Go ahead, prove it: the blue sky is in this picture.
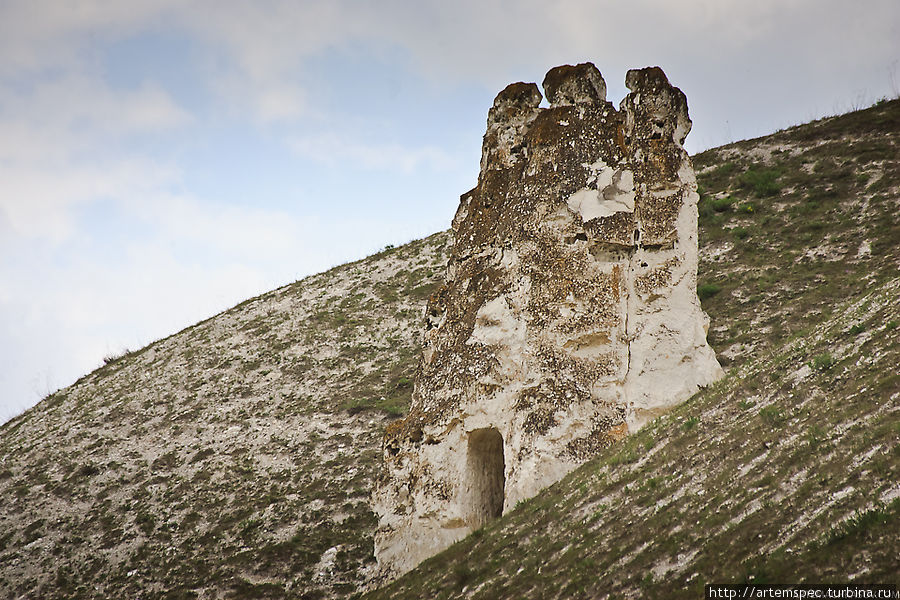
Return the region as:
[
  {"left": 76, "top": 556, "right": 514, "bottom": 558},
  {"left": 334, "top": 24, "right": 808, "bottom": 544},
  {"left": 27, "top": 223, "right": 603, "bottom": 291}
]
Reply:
[{"left": 1, "top": 0, "right": 898, "bottom": 423}]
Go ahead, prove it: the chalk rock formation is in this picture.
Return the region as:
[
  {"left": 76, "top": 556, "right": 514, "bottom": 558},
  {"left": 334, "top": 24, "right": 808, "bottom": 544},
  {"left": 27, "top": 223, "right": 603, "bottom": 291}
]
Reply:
[{"left": 372, "top": 63, "right": 723, "bottom": 578}]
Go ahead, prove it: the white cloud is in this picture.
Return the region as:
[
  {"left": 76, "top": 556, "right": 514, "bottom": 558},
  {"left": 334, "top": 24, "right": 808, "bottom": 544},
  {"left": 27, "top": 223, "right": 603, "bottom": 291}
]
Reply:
[
  {"left": 254, "top": 83, "right": 309, "bottom": 122},
  {"left": 0, "top": 0, "right": 184, "bottom": 75},
  {"left": 131, "top": 191, "right": 304, "bottom": 260},
  {"left": 0, "top": 74, "right": 191, "bottom": 155},
  {"left": 289, "top": 132, "right": 455, "bottom": 173},
  {"left": 3, "top": 1, "right": 897, "bottom": 130},
  {"left": 0, "top": 159, "right": 178, "bottom": 243},
  {"left": 0, "top": 67, "right": 191, "bottom": 243}
]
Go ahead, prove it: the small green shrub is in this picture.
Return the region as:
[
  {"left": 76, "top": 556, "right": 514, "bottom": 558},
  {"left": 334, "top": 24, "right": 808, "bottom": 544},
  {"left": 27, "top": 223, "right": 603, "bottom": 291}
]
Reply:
[
  {"left": 825, "top": 502, "right": 894, "bottom": 546},
  {"left": 453, "top": 565, "right": 473, "bottom": 591},
  {"left": 708, "top": 161, "right": 738, "bottom": 180},
  {"left": 813, "top": 158, "right": 838, "bottom": 174},
  {"left": 698, "top": 283, "right": 722, "bottom": 301},
  {"left": 848, "top": 323, "right": 865, "bottom": 335},
  {"left": 740, "top": 165, "right": 782, "bottom": 197},
  {"left": 805, "top": 425, "right": 826, "bottom": 448},
  {"left": 608, "top": 447, "right": 639, "bottom": 466},
  {"left": 711, "top": 196, "right": 736, "bottom": 212},
  {"left": 732, "top": 227, "right": 750, "bottom": 240},
  {"left": 410, "top": 282, "right": 439, "bottom": 299},
  {"left": 809, "top": 353, "right": 835, "bottom": 372},
  {"left": 102, "top": 349, "right": 132, "bottom": 365},
  {"left": 759, "top": 406, "right": 786, "bottom": 427},
  {"left": 136, "top": 512, "right": 156, "bottom": 535},
  {"left": 78, "top": 463, "right": 100, "bottom": 478},
  {"left": 682, "top": 416, "right": 700, "bottom": 431}
]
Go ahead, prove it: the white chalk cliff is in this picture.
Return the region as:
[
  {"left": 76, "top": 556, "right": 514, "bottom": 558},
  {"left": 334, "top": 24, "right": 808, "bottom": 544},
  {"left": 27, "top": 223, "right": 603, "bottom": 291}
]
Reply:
[{"left": 373, "top": 63, "right": 723, "bottom": 578}]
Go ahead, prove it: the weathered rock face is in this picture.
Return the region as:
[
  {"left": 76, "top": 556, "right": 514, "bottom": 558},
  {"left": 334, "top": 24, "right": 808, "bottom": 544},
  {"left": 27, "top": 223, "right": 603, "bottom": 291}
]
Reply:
[{"left": 372, "top": 63, "right": 723, "bottom": 578}]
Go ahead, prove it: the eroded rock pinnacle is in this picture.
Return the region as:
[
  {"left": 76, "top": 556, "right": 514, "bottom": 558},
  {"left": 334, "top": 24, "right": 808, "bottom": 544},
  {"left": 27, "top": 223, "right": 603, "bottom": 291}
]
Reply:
[{"left": 373, "top": 63, "right": 723, "bottom": 579}]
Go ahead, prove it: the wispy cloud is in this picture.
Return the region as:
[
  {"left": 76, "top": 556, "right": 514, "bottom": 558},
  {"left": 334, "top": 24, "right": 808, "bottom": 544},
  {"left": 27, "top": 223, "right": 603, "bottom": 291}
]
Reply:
[
  {"left": 289, "top": 132, "right": 455, "bottom": 173},
  {"left": 0, "top": 159, "right": 178, "bottom": 243},
  {"left": 0, "top": 70, "right": 191, "bottom": 243},
  {"left": 0, "top": 75, "right": 190, "bottom": 156}
]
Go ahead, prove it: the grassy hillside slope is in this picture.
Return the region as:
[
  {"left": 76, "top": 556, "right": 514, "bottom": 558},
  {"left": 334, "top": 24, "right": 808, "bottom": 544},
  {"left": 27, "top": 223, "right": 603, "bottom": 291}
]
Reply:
[
  {"left": 0, "top": 234, "right": 449, "bottom": 599},
  {"left": 1, "top": 99, "right": 897, "bottom": 599}
]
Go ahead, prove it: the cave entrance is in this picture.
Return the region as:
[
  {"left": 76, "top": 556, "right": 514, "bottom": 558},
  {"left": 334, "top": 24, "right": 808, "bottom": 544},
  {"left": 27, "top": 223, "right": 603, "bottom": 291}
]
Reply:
[{"left": 466, "top": 427, "right": 505, "bottom": 527}]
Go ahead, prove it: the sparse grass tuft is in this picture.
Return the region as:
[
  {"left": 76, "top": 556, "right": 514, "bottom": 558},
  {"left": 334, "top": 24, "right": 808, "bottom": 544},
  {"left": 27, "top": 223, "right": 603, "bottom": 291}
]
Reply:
[
  {"left": 759, "top": 405, "right": 786, "bottom": 427},
  {"left": 102, "top": 349, "right": 132, "bottom": 365},
  {"left": 824, "top": 501, "right": 897, "bottom": 546},
  {"left": 682, "top": 416, "right": 700, "bottom": 431}
]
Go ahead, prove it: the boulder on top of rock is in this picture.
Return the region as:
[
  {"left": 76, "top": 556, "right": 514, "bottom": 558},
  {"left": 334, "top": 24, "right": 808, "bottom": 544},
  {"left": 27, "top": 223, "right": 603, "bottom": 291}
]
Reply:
[{"left": 542, "top": 62, "right": 607, "bottom": 106}]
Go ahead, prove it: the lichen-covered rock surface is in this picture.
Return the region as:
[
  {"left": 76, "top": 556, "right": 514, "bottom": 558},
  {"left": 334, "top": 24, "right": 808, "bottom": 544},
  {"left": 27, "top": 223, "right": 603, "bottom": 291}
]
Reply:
[{"left": 373, "top": 63, "right": 723, "bottom": 577}]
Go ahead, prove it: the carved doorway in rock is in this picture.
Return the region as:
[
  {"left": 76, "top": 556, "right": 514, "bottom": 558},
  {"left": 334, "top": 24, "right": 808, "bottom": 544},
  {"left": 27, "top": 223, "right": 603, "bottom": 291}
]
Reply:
[{"left": 466, "top": 428, "right": 505, "bottom": 527}]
